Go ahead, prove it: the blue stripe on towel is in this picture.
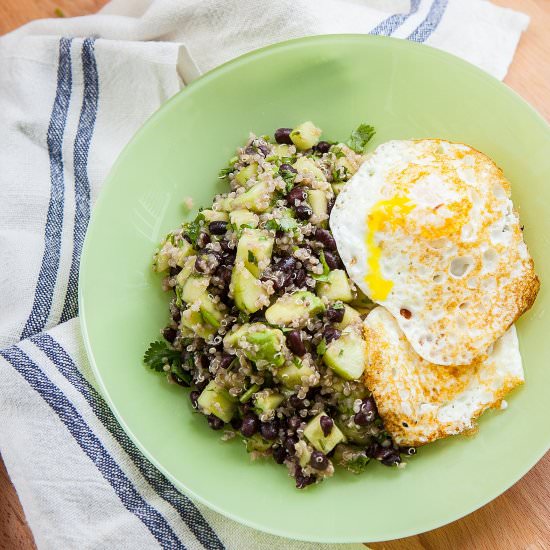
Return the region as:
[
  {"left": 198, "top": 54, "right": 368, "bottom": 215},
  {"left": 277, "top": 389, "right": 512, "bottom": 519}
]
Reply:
[
  {"left": 408, "top": 0, "right": 449, "bottom": 42},
  {"left": 0, "top": 346, "right": 187, "bottom": 550},
  {"left": 32, "top": 333, "right": 225, "bottom": 550},
  {"left": 21, "top": 38, "right": 73, "bottom": 339},
  {"left": 61, "top": 38, "right": 99, "bottom": 322},
  {"left": 370, "top": 0, "right": 421, "bottom": 36}
]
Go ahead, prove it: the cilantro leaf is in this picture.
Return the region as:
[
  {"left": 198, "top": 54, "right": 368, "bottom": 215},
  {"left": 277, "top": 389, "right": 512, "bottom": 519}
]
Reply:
[
  {"left": 182, "top": 212, "right": 205, "bottom": 245},
  {"left": 279, "top": 165, "right": 297, "bottom": 193},
  {"left": 247, "top": 250, "right": 257, "bottom": 264},
  {"left": 312, "top": 251, "right": 331, "bottom": 282},
  {"left": 144, "top": 341, "right": 182, "bottom": 372},
  {"left": 347, "top": 124, "right": 376, "bottom": 153},
  {"left": 265, "top": 219, "right": 279, "bottom": 231},
  {"left": 344, "top": 453, "right": 370, "bottom": 475},
  {"left": 218, "top": 156, "right": 238, "bottom": 180},
  {"left": 332, "top": 301, "right": 345, "bottom": 310},
  {"left": 278, "top": 217, "right": 298, "bottom": 232},
  {"left": 316, "top": 339, "right": 327, "bottom": 356}
]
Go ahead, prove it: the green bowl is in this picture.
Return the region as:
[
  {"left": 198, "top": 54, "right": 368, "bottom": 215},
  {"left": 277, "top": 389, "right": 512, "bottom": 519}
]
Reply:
[{"left": 79, "top": 35, "right": 550, "bottom": 543}]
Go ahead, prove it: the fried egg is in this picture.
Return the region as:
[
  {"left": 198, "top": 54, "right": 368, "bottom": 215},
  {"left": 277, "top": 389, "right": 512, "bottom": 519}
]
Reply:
[
  {"left": 330, "top": 139, "right": 539, "bottom": 366},
  {"left": 363, "top": 307, "right": 524, "bottom": 447}
]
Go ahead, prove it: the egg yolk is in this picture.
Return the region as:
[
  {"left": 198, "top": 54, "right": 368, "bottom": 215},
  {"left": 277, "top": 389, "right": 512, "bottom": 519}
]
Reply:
[{"left": 365, "top": 196, "right": 414, "bottom": 301}]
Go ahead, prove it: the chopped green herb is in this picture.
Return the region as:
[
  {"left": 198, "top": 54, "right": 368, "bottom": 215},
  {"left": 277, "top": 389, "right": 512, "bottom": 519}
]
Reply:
[
  {"left": 332, "top": 147, "right": 346, "bottom": 159},
  {"left": 347, "top": 123, "right": 375, "bottom": 153},
  {"left": 144, "top": 341, "right": 182, "bottom": 372},
  {"left": 182, "top": 212, "right": 205, "bottom": 246},
  {"left": 279, "top": 165, "right": 297, "bottom": 193},
  {"left": 293, "top": 356, "right": 303, "bottom": 369},
  {"left": 343, "top": 453, "right": 370, "bottom": 475},
  {"left": 316, "top": 339, "right": 327, "bottom": 356},
  {"left": 332, "top": 301, "right": 345, "bottom": 310},
  {"left": 264, "top": 219, "right": 279, "bottom": 231},
  {"left": 247, "top": 250, "right": 257, "bottom": 264},
  {"left": 264, "top": 217, "right": 298, "bottom": 233},
  {"left": 313, "top": 251, "right": 331, "bottom": 282},
  {"left": 240, "top": 384, "right": 260, "bottom": 403},
  {"left": 218, "top": 156, "right": 238, "bottom": 180},
  {"left": 175, "top": 286, "right": 184, "bottom": 308},
  {"left": 238, "top": 311, "right": 250, "bottom": 324}
]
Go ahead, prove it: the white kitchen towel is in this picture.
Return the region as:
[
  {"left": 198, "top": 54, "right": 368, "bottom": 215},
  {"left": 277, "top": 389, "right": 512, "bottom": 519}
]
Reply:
[{"left": 0, "top": 1, "right": 529, "bottom": 548}]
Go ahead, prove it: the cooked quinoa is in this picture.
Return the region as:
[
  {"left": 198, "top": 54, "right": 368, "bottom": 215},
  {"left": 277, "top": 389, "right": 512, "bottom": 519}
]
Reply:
[{"left": 145, "top": 122, "right": 413, "bottom": 488}]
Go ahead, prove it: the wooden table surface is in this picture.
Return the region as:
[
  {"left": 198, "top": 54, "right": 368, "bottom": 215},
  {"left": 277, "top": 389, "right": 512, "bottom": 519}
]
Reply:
[{"left": 1, "top": 1, "right": 549, "bottom": 549}]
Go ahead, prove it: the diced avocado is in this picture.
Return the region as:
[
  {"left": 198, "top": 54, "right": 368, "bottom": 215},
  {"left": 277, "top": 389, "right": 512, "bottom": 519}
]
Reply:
[
  {"left": 334, "top": 304, "right": 362, "bottom": 330},
  {"left": 265, "top": 291, "right": 325, "bottom": 326},
  {"left": 323, "top": 331, "right": 366, "bottom": 380},
  {"left": 231, "top": 267, "right": 269, "bottom": 314},
  {"left": 292, "top": 156, "right": 325, "bottom": 181},
  {"left": 229, "top": 209, "right": 259, "bottom": 229},
  {"left": 316, "top": 270, "right": 353, "bottom": 302},
  {"left": 235, "top": 163, "right": 258, "bottom": 187},
  {"left": 336, "top": 419, "right": 371, "bottom": 446},
  {"left": 350, "top": 286, "right": 374, "bottom": 311},
  {"left": 197, "top": 381, "right": 236, "bottom": 423},
  {"left": 174, "top": 239, "right": 195, "bottom": 267},
  {"left": 223, "top": 323, "right": 285, "bottom": 367},
  {"left": 254, "top": 390, "right": 284, "bottom": 413},
  {"left": 332, "top": 183, "right": 345, "bottom": 195},
  {"left": 180, "top": 308, "right": 216, "bottom": 339},
  {"left": 295, "top": 440, "right": 312, "bottom": 467},
  {"left": 236, "top": 229, "right": 274, "bottom": 278},
  {"left": 199, "top": 296, "right": 223, "bottom": 329},
  {"left": 231, "top": 181, "right": 271, "bottom": 213},
  {"left": 181, "top": 276, "right": 209, "bottom": 304},
  {"left": 303, "top": 413, "right": 345, "bottom": 453},
  {"left": 290, "top": 121, "right": 322, "bottom": 150},
  {"left": 175, "top": 256, "right": 196, "bottom": 287},
  {"left": 272, "top": 144, "right": 293, "bottom": 159},
  {"left": 201, "top": 209, "right": 229, "bottom": 223},
  {"left": 277, "top": 361, "right": 316, "bottom": 390},
  {"left": 335, "top": 156, "right": 354, "bottom": 176},
  {"left": 153, "top": 239, "right": 177, "bottom": 273},
  {"left": 245, "top": 434, "right": 273, "bottom": 453},
  {"left": 307, "top": 189, "right": 328, "bottom": 222}
]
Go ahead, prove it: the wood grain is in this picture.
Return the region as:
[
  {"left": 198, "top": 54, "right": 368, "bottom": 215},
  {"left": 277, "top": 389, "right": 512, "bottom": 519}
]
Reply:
[{"left": 0, "top": 1, "right": 549, "bottom": 550}]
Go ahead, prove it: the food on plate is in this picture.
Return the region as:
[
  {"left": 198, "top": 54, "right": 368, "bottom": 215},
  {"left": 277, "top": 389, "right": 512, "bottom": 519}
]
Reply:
[
  {"left": 330, "top": 139, "right": 539, "bottom": 366},
  {"left": 145, "top": 122, "right": 412, "bottom": 489},
  {"left": 363, "top": 307, "right": 524, "bottom": 447}
]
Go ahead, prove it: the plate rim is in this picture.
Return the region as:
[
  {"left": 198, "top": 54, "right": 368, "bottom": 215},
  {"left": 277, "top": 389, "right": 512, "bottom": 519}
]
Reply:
[{"left": 79, "top": 33, "right": 550, "bottom": 543}]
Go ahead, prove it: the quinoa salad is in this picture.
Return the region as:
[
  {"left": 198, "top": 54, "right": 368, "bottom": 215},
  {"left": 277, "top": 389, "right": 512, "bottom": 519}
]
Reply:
[{"left": 144, "top": 121, "right": 415, "bottom": 489}]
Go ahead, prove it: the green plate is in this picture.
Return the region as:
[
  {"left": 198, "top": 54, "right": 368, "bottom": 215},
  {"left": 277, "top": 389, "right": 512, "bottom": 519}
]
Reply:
[{"left": 80, "top": 35, "right": 550, "bottom": 543}]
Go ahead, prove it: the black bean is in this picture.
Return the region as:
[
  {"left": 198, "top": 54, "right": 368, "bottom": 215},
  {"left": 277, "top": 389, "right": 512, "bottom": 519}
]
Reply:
[
  {"left": 286, "top": 330, "right": 306, "bottom": 356},
  {"left": 216, "top": 265, "right": 233, "bottom": 287},
  {"left": 323, "top": 251, "right": 339, "bottom": 270},
  {"left": 326, "top": 306, "right": 344, "bottom": 323},
  {"left": 171, "top": 308, "right": 181, "bottom": 323},
  {"left": 274, "top": 127, "right": 293, "bottom": 144},
  {"left": 240, "top": 414, "right": 259, "bottom": 437},
  {"left": 209, "top": 221, "right": 228, "bottom": 235},
  {"left": 373, "top": 446, "right": 394, "bottom": 461},
  {"left": 327, "top": 197, "right": 335, "bottom": 215},
  {"left": 284, "top": 436, "right": 298, "bottom": 455},
  {"left": 310, "top": 450, "right": 329, "bottom": 470},
  {"left": 199, "top": 354, "right": 209, "bottom": 369},
  {"left": 260, "top": 420, "right": 278, "bottom": 440},
  {"left": 219, "top": 354, "right": 234, "bottom": 370},
  {"left": 257, "top": 143, "right": 270, "bottom": 157},
  {"left": 286, "top": 185, "right": 308, "bottom": 205},
  {"left": 272, "top": 446, "right": 287, "bottom": 464},
  {"left": 294, "top": 204, "right": 312, "bottom": 221},
  {"left": 169, "top": 266, "right": 181, "bottom": 277},
  {"left": 195, "top": 379, "right": 209, "bottom": 393},
  {"left": 230, "top": 417, "right": 242, "bottom": 430},
  {"left": 313, "top": 141, "right": 331, "bottom": 154},
  {"left": 189, "top": 390, "right": 200, "bottom": 409},
  {"left": 360, "top": 396, "right": 377, "bottom": 418},
  {"left": 207, "top": 414, "right": 224, "bottom": 430},
  {"left": 382, "top": 454, "right": 401, "bottom": 466},
  {"left": 315, "top": 228, "right": 337, "bottom": 251},
  {"left": 288, "top": 394, "right": 304, "bottom": 409},
  {"left": 219, "top": 239, "right": 233, "bottom": 252},
  {"left": 196, "top": 231, "right": 210, "bottom": 249},
  {"left": 353, "top": 411, "right": 371, "bottom": 426},
  {"left": 279, "top": 163, "right": 297, "bottom": 175},
  {"left": 320, "top": 415, "right": 333, "bottom": 437},
  {"left": 163, "top": 327, "right": 177, "bottom": 343},
  {"left": 245, "top": 145, "right": 256, "bottom": 155},
  {"left": 295, "top": 470, "right": 315, "bottom": 489},
  {"left": 293, "top": 268, "right": 307, "bottom": 288},
  {"left": 323, "top": 326, "right": 341, "bottom": 344},
  {"left": 287, "top": 416, "right": 302, "bottom": 432},
  {"left": 277, "top": 255, "right": 297, "bottom": 273}
]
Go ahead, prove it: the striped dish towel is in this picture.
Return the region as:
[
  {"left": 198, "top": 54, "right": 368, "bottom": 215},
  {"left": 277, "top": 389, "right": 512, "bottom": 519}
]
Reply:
[{"left": 0, "top": 1, "right": 529, "bottom": 548}]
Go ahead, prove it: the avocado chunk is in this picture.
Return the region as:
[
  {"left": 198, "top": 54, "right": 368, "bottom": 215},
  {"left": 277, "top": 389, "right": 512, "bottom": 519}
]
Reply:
[
  {"left": 265, "top": 291, "right": 325, "bottom": 327},
  {"left": 272, "top": 144, "right": 292, "bottom": 159},
  {"left": 295, "top": 440, "right": 312, "bottom": 467},
  {"left": 290, "top": 121, "right": 322, "bottom": 150},
  {"left": 235, "top": 163, "right": 258, "bottom": 187},
  {"left": 308, "top": 189, "right": 328, "bottom": 221},
  {"left": 180, "top": 308, "right": 216, "bottom": 339},
  {"left": 201, "top": 209, "right": 229, "bottom": 223},
  {"left": 230, "top": 181, "right": 272, "bottom": 213},
  {"left": 332, "top": 182, "right": 345, "bottom": 195},
  {"left": 254, "top": 390, "right": 284, "bottom": 413},
  {"left": 175, "top": 255, "right": 196, "bottom": 287},
  {"left": 153, "top": 237, "right": 195, "bottom": 272},
  {"left": 350, "top": 286, "right": 374, "bottom": 311},
  {"left": 231, "top": 267, "right": 269, "bottom": 314},
  {"left": 332, "top": 444, "right": 370, "bottom": 474},
  {"left": 303, "top": 413, "right": 345, "bottom": 453},
  {"left": 276, "top": 361, "right": 316, "bottom": 389},
  {"left": 245, "top": 434, "right": 273, "bottom": 453},
  {"left": 236, "top": 229, "right": 274, "bottom": 278},
  {"left": 197, "top": 381, "right": 236, "bottom": 423},
  {"left": 334, "top": 304, "right": 362, "bottom": 330},
  {"left": 293, "top": 156, "right": 325, "bottom": 180},
  {"left": 181, "top": 276, "right": 209, "bottom": 304},
  {"left": 316, "top": 269, "right": 354, "bottom": 302},
  {"left": 323, "top": 331, "right": 366, "bottom": 380},
  {"left": 229, "top": 209, "right": 259, "bottom": 229},
  {"left": 223, "top": 323, "right": 286, "bottom": 367}
]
